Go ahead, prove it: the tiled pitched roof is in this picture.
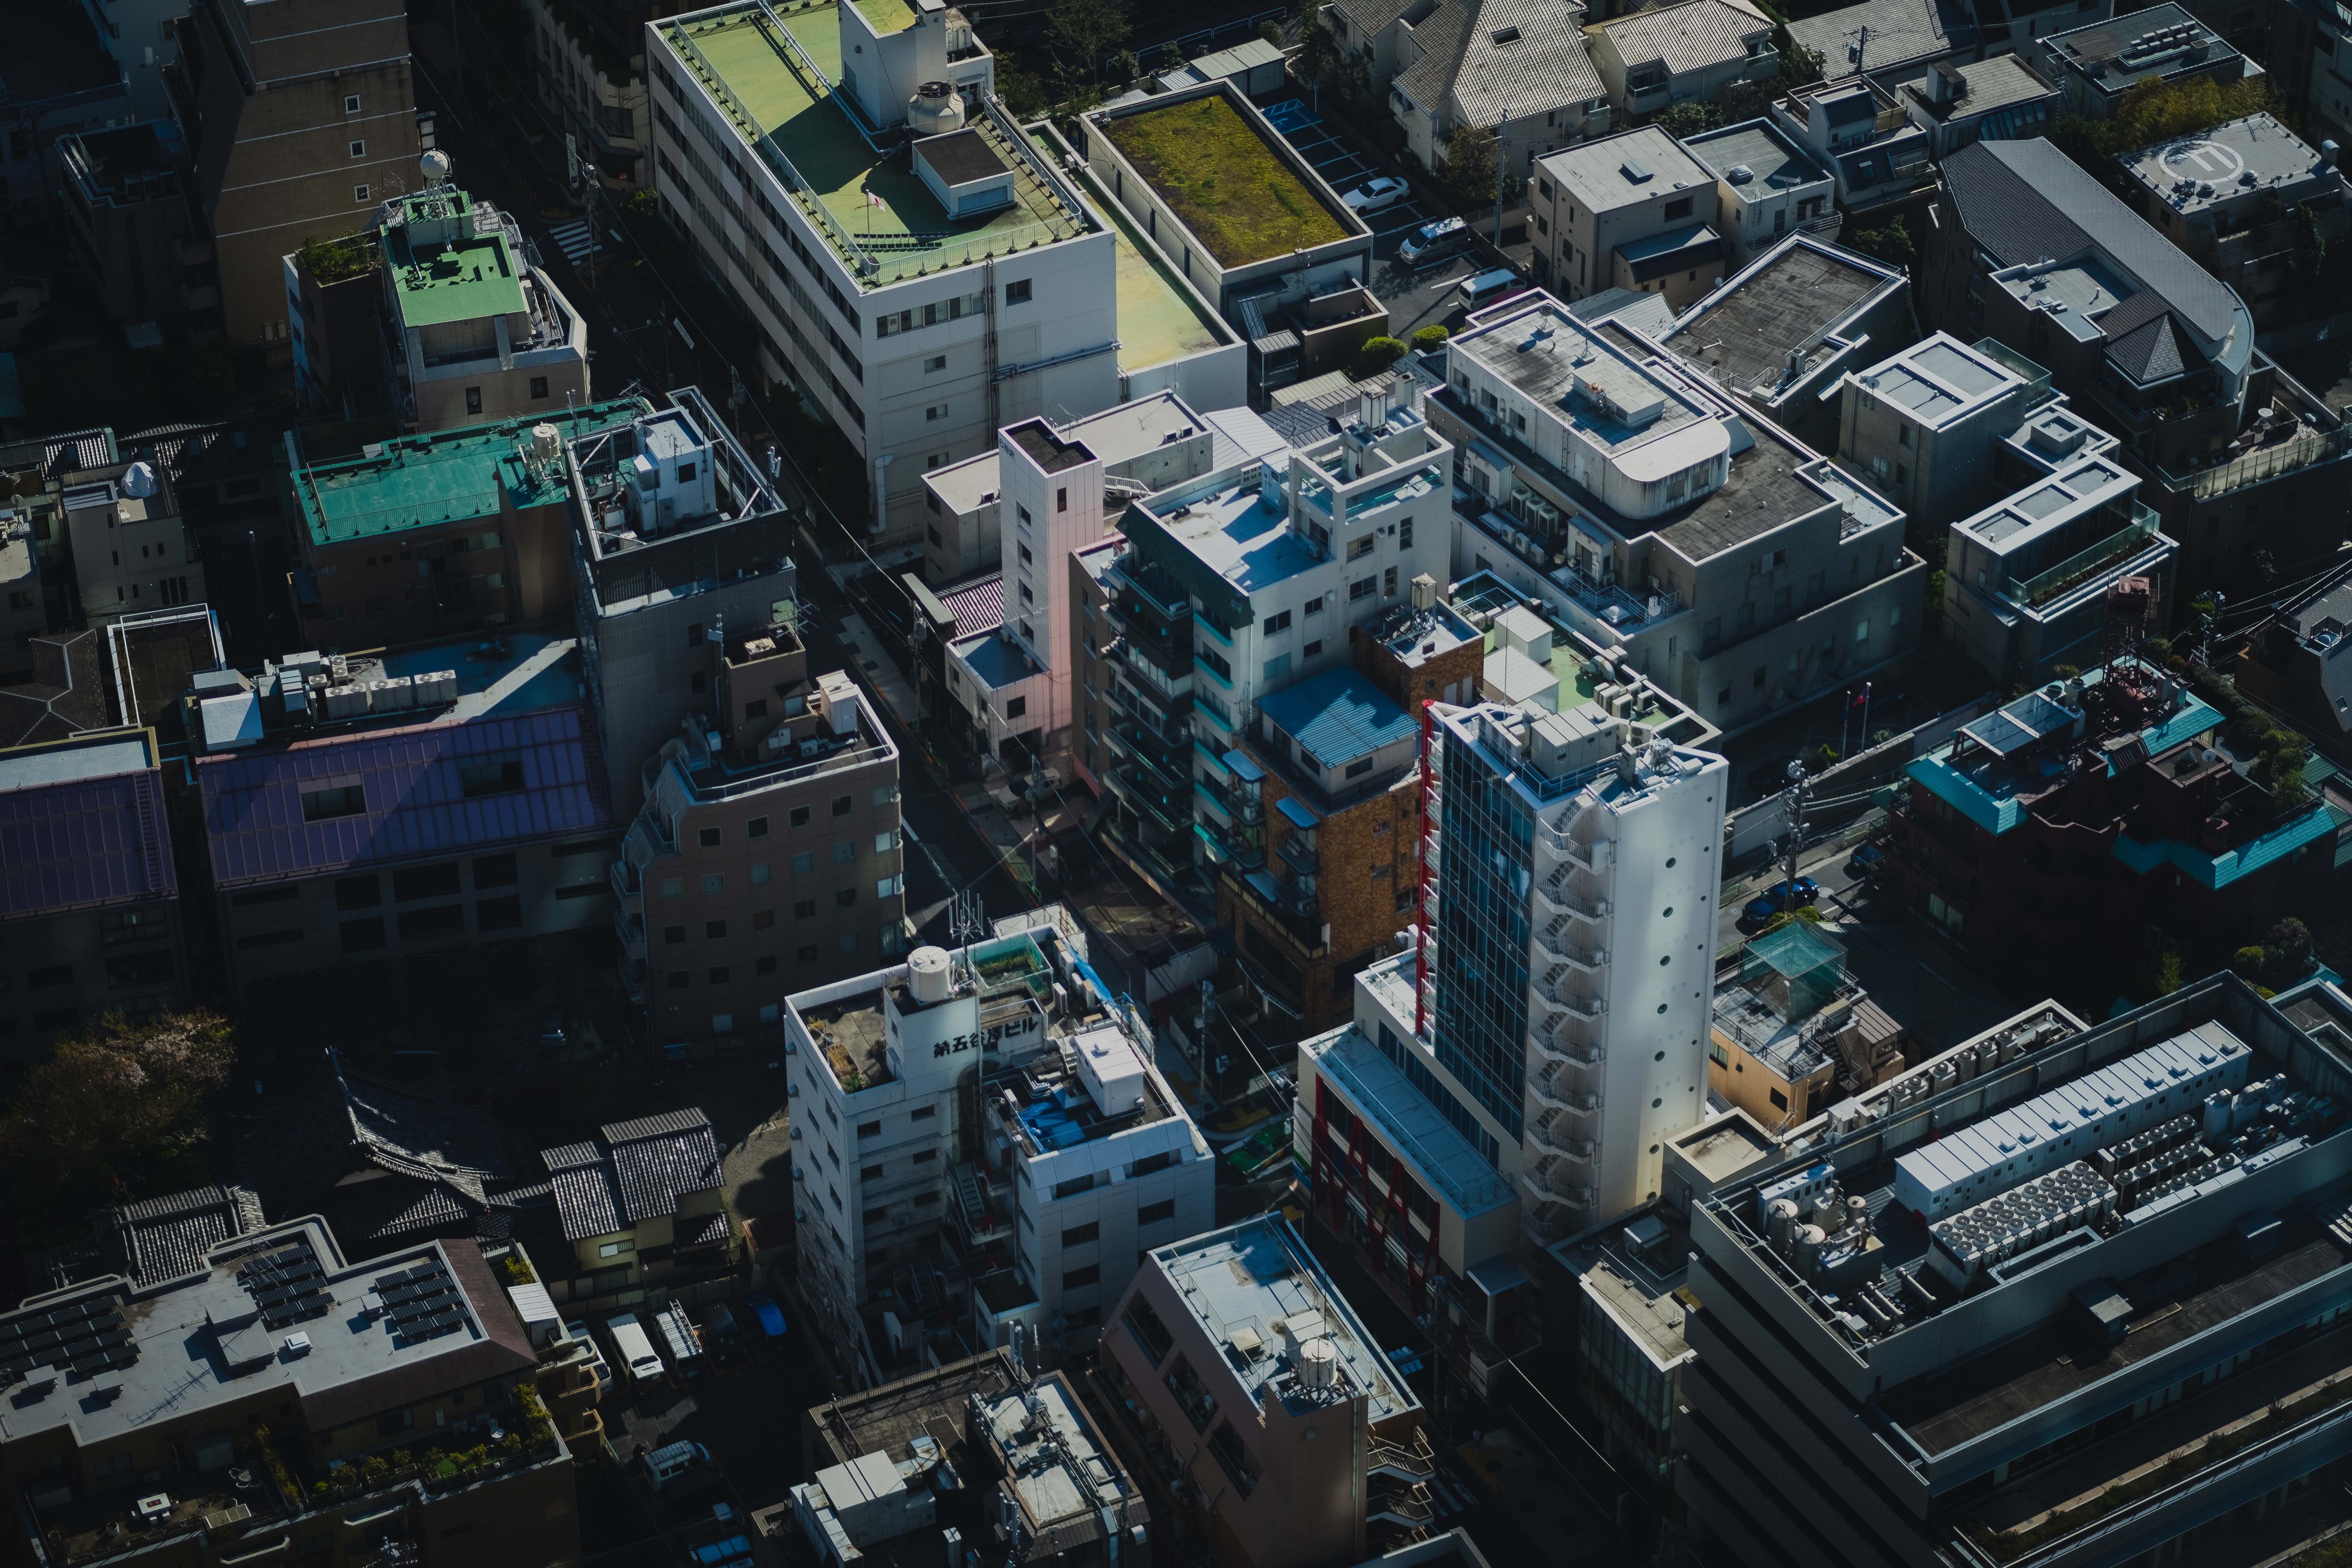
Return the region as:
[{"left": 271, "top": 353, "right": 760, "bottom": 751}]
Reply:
[
  {"left": 1595, "top": 0, "right": 1772, "bottom": 74},
  {"left": 0, "top": 748, "right": 174, "bottom": 920},
  {"left": 606, "top": 1109, "right": 721, "bottom": 1224},
  {"left": 1448, "top": 0, "right": 1605, "bottom": 128},
  {"left": 240, "top": 1052, "right": 508, "bottom": 1242},
  {"left": 2107, "top": 311, "right": 2192, "bottom": 384},
  {"left": 94, "top": 1184, "right": 266, "bottom": 1286},
  {"left": 1940, "top": 138, "right": 2244, "bottom": 347}
]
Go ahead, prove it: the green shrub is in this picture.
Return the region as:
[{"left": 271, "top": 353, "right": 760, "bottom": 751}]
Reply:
[
  {"left": 1410, "top": 324, "right": 1451, "bottom": 350},
  {"left": 1347, "top": 336, "right": 1409, "bottom": 381}
]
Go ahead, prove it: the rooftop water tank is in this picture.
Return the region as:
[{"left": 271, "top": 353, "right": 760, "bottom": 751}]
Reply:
[
  {"left": 908, "top": 81, "right": 965, "bottom": 137},
  {"left": 907, "top": 945, "right": 953, "bottom": 1003}
]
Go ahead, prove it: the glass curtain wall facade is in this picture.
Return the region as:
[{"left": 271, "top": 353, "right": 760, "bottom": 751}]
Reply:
[{"left": 1434, "top": 735, "right": 1534, "bottom": 1143}]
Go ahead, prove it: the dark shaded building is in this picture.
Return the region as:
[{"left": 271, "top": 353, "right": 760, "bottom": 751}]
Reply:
[
  {"left": 539, "top": 1108, "right": 728, "bottom": 1306},
  {"left": 0, "top": 726, "right": 185, "bottom": 1059},
  {"left": 239, "top": 1049, "right": 512, "bottom": 1258},
  {"left": 1924, "top": 138, "right": 2352, "bottom": 606},
  {"left": 25, "top": 1183, "right": 268, "bottom": 1294},
  {"left": 1674, "top": 972, "right": 2352, "bottom": 1568},
  {"left": 1885, "top": 633, "right": 2343, "bottom": 1009},
  {"left": 789, "top": 1347, "right": 1149, "bottom": 1568},
  {"left": 2233, "top": 569, "right": 2352, "bottom": 742}
]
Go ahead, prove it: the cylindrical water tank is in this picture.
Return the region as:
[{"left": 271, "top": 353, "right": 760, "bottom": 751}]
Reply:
[
  {"left": 1846, "top": 1194, "right": 1871, "bottom": 1237},
  {"left": 531, "top": 422, "right": 563, "bottom": 464},
  {"left": 1812, "top": 1193, "right": 1841, "bottom": 1233},
  {"left": 907, "top": 945, "right": 953, "bottom": 1003},
  {"left": 1794, "top": 1225, "right": 1826, "bottom": 1273},
  {"left": 1767, "top": 1199, "right": 1800, "bottom": 1252},
  {"left": 1298, "top": 1338, "right": 1339, "bottom": 1387},
  {"left": 907, "top": 80, "right": 966, "bottom": 136}
]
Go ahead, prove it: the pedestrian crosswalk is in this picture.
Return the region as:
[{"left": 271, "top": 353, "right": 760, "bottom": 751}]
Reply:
[{"left": 547, "top": 219, "right": 601, "bottom": 266}]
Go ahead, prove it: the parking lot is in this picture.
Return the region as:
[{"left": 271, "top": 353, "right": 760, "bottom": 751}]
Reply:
[{"left": 1263, "top": 98, "right": 1501, "bottom": 342}]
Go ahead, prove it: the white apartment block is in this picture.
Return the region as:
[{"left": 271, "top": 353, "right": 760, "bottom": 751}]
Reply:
[
  {"left": 1431, "top": 293, "right": 1926, "bottom": 739},
  {"left": 976, "top": 1008, "right": 1213, "bottom": 1359},
  {"left": 1096, "top": 383, "right": 1455, "bottom": 874},
  {"left": 647, "top": 0, "right": 1234, "bottom": 547},
  {"left": 786, "top": 916, "right": 1206, "bottom": 1385},
  {"left": 1420, "top": 702, "right": 1731, "bottom": 1238},
  {"left": 941, "top": 418, "right": 1108, "bottom": 771}
]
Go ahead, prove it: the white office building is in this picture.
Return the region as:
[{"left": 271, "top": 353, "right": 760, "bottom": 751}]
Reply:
[
  {"left": 646, "top": 0, "right": 1235, "bottom": 546},
  {"left": 785, "top": 912, "right": 1207, "bottom": 1384}
]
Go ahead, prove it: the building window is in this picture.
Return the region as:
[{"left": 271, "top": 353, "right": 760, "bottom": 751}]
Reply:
[
  {"left": 924, "top": 355, "right": 946, "bottom": 373},
  {"left": 349, "top": 139, "right": 367, "bottom": 159},
  {"left": 1006, "top": 696, "right": 1027, "bottom": 719},
  {"left": 344, "top": 94, "right": 362, "bottom": 113},
  {"left": 529, "top": 376, "right": 548, "bottom": 399},
  {"left": 1063, "top": 1222, "right": 1100, "bottom": 1246},
  {"left": 833, "top": 794, "right": 854, "bottom": 817},
  {"left": 704, "top": 920, "right": 727, "bottom": 940},
  {"left": 665, "top": 925, "right": 687, "bottom": 944},
  {"left": 833, "top": 842, "right": 856, "bottom": 865},
  {"left": 835, "top": 888, "right": 857, "bottom": 907},
  {"left": 459, "top": 753, "right": 525, "bottom": 797},
  {"left": 465, "top": 387, "right": 483, "bottom": 415},
  {"left": 926, "top": 404, "right": 948, "bottom": 421},
  {"left": 1350, "top": 576, "right": 1376, "bottom": 601},
  {"left": 750, "top": 862, "right": 772, "bottom": 886},
  {"left": 1264, "top": 610, "right": 1292, "bottom": 635},
  {"left": 354, "top": 184, "right": 370, "bottom": 203},
  {"left": 1137, "top": 1198, "right": 1176, "bottom": 1225},
  {"left": 301, "top": 784, "right": 365, "bottom": 821},
  {"left": 699, "top": 826, "right": 723, "bottom": 848},
  {"left": 472, "top": 854, "right": 518, "bottom": 888},
  {"left": 748, "top": 816, "right": 770, "bottom": 839},
  {"left": 796, "top": 899, "right": 816, "bottom": 919},
  {"left": 702, "top": 874, "right": 725, "bottom": 895},
  {"left": 1005, "top": 279, "right": 1032, "bottom": 304},
  {"left": 1062, "top": 1264, "right": 1101, "bottom": 1289}
]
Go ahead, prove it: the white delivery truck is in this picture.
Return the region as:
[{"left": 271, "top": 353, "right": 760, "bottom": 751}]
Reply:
[
  {"left": 605, "top": 1314, "right": 666, "bottom": 1392},
  {"left": 655, "top": 1300, "right": 705, "bottom": 1380}
]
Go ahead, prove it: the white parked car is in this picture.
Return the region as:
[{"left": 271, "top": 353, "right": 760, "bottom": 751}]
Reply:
[{"left": 1342, "top": 176, "right": 1409, "bottom": 215}]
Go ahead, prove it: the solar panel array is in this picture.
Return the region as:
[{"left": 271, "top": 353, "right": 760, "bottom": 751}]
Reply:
[
  {"left": 374, "top": 1258, "right": 466, "bottom": 1342},
  {"left": 0, "top": 1293, "right": 137, "bottom": 1383},
  {"left": 237, "top": 1237, "right": 334, "bottom": 1329}
]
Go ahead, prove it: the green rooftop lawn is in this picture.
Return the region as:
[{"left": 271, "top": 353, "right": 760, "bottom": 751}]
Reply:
[{"left": 1104, "top": 95, "right": 1349, "bottom": 268}]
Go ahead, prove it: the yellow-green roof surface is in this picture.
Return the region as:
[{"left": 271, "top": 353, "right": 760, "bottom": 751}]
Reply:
[
  {"left": 1033, "top": 127, "right": 1224, "bottom": 373},
  {"left": 852, "top": 0, "right": 914, "bottom": 29},
  {"left": 383, "top": 190, "right": 527, "bottom": 329},
  {"left": 1102, "top": 95, "right": 1350, "bottom": 268},
  {"left": 662, "top": 2, "right": 1087, "bottom": 286},
  {"left": 293, "top": 400, "right": 646, "bottom": 546}
]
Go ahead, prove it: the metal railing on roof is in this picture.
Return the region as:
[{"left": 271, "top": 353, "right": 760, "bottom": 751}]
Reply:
[
  {"left": 2154, "top": 421, "right": 2352, "bottom": 501},
  {"left": 1970, "top": 336, "right": 2053, "bottom": 404},
  {"left": 2003, "top": 503, "right": 2163, "bottom": 608}
]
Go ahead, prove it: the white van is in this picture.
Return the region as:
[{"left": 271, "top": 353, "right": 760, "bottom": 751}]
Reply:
[
  {"left": 605, "top": 1314, "right": 666, "bottom": 1391},
  {"left": 1457, "top": 268, "right": 1521, "bottom": 309}
]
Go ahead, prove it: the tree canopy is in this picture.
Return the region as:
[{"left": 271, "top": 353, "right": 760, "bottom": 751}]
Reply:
[{"left": 1, "top": 1010, "right": 236, "bottom": 1245}]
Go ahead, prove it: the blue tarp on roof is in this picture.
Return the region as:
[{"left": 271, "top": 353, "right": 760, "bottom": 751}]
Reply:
[
  {"left": 1019, "top": 1100, "right": 1088, "bottom": 1149},
  {"left": 1255, "top": 667, "right": 1416, "bottom": 770}
]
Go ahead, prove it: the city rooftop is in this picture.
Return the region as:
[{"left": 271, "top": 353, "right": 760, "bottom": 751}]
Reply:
[
  {"left": 1150, "top": 1214, "right": 1422, "bottom": 1422},
  {"left": 655, "top": 2, "right": 1088, "bottom": 288},
  {"left": 381, "top": 187, "right": 528, "bottom": 328},
  {"left": 1845, "top": 332, "right": 2033, "bottom": 432},
  {"left": 290, "top": 398, "right": 648, "bottom": 546},
  {"left": 2120, "top": 111, "right": 2338, "bottom": 218},
  {"left": 1097, "top": 92, "right": 1352, "bottom": 268}
]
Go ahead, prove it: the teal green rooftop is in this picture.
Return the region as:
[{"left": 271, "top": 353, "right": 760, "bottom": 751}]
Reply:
[
  {"left": 383, "top": 189, "right": 528, "bottom": 329},
  {"left": 293, "top": 400, "right": 647, "bottom": 546},
  {"left": 656, "top": 1, "right": 1089, "bottom": 287}
]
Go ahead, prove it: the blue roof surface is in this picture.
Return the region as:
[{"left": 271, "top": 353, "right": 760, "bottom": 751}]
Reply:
[
  {"left": 2111, "top": 802, "right": 2340, "bottom": 890},
  {"left": 1255, "top": 667, "right": 1416, "bottom": 770},
  {"left": 0, "top": 736, "right": 174, "bottom": 918},
  {"left": 197, "top": 706, "right": 609, "bottom": 886}
]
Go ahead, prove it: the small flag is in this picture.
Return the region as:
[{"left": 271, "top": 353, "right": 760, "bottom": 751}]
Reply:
[
  {"left": 1850, "top": 688, "right": 1868, "bottom": 709},
  {"left": 866, "top": 190, "right": 888, "bottom": 209}
]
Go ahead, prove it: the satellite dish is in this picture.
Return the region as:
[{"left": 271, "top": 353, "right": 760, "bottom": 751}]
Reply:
[
  {"left": 420, "top": 148, "right": 453, "bottom": 184},
  {"left": 122, "top": 461, "right": 158, "bottom": 499}
]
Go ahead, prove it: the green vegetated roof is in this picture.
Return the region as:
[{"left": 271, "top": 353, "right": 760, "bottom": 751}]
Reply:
[
  {"left": 853, "top": 0, "right": 914, "bottom": 29},
  {"left": 294, "top": 399, "right": 647, "bottom": 546},
  {"left": 384, "top": 192, "right": 528, "bottom": 328},
  {"left": 1103, "top": 95, "right": 1349, "bottom": 268}
]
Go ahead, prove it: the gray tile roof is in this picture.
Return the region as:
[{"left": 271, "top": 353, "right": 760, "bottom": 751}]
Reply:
[
  {"left": 1594, "top": 0, "right": 1774, "bottom": 75},
  {"left": 89, "top": 1184, "right": 266, "bottom": 1286},
  {"left": 1787, "top": 0, "right": 1974, "bottom": 71},
  {"left": 2107, "top": 311, "right": 2192, "bottom": 384},
  {"left": 549, "top": 1163, "right": 625, "bottom": 1241},
  {"left": 607, "top": 1110, "right": 721, "bottom": 1224},
  {"left": 1396, "top": 0, "right": 1603, "bottom": 128},
  {"left": 1939, "top": 138, "right": 2245, "bottom": 349},
  {"left": 240, "top": 1051, "right": 508, "bottom": 1249},
  {"left": 542, "top": 1108, "right": 722, "bottom": 1240}
]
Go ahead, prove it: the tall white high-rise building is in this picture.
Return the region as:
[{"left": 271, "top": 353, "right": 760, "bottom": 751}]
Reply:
[{"left": 1419, "top": 701, "right": 1730, "bottom": 1235}]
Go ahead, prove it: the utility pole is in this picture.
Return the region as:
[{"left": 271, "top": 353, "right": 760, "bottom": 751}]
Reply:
[
  {"left": 1782, "top": 758, "right": 1807, "bottom": 901},
  {"left": 1493, "top": 114, "right": 1507, "bottom": 252}
]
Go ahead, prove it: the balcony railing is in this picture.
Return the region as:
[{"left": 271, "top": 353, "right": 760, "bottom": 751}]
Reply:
[
  {"left": 1531, "top": 1018, "right": 1604, "bottom": 1066},
  {"left": 2004, "top": 503, "right": 2163, "bottom": 608},
  {"left": 1535, "top": 880, "right": 1609, "bottom": 923},
  {"left": 2154, "top": 420, "right": 2352, "bottom": 501},
  {"left": 1971, "top": 336, "right": 2052, "bottom": 405},
  {"left": 1277, "top": 834, "right": 1318, "bottom": 874},
  {"left": 1534, "top": 921, "right": 1606, "bottom": 970}
]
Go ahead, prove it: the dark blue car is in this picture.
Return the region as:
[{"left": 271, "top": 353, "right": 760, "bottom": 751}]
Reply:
[{"left": 1742, "top": 877, "right": 1821, "bottom": 926}]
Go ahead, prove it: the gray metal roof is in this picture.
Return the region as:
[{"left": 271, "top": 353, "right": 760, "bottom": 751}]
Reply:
[{"left": 1940, "top": 138, "right": 2245, "bottom": 349}]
